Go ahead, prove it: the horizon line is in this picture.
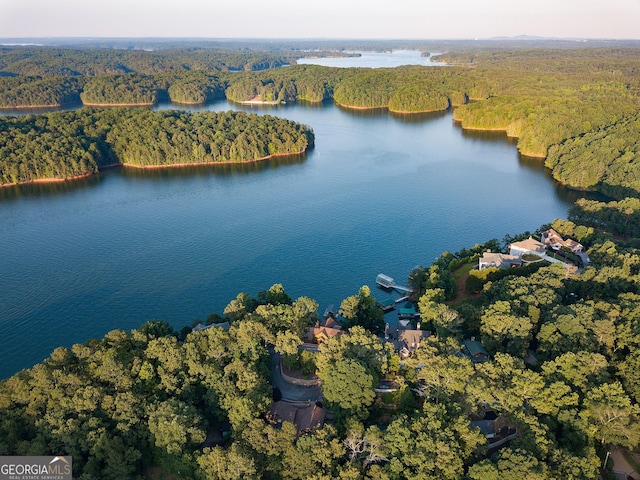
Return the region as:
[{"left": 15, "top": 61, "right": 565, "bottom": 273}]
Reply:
[{"left": 1, "top": 36, "right": 640, "bottom": 41}]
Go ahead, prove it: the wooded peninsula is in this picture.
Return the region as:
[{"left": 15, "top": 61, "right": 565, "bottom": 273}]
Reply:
[{"left": 1, "top": 41, "right": 640, "bottom": 480}]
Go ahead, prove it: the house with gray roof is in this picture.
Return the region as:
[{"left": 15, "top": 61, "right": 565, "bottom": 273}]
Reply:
[
  {"left": 386, "top": 326, "right": 431, "bottom": 358},
  {"left": 478, "top": 251, "right": 522, "bottom": 270}
]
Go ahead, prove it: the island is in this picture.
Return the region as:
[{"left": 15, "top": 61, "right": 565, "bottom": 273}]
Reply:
[{"left": 0, "top": 109, "right": 314, "bottom": 186}]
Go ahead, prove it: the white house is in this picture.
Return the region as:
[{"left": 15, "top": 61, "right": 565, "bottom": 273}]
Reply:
[{"left": 509, "top": 237, "right": 546, "bottom": 257}]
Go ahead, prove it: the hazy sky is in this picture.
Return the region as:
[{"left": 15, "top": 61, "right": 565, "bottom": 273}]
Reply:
[{"left": 1, "top": 0, "right": 639, "bottom": 39}]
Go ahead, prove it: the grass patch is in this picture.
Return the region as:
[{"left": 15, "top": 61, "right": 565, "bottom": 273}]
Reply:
[
  {"left": 449, "top": 261, "right": 478, "bottom": 305},
  {"left": 453, "top": 261, "right": 476, "bottom": 279}
]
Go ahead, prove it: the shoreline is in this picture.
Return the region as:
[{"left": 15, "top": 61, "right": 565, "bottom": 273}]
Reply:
[
  {"left": 237, "top": 99, "right": 283, "bottom": 105},
  {"left": 389, "top": 107, "right": 449, "bottom": 114},
  {"left": 0, "top": 103, "right": 61, "bottom": 109},
  {"left": 336, "top": 101, "right": 447, "bottom": 115},
  {"left": 0, "top": 172, "right": 96, "bottom": 188},
  {"left": 452, "top": 119, "right": 547, "bottom": 158},
  {"left": 121, "top": 150, "right": 306, "bottom": 169},
  {"left": 335, "top": 101, "right": 387, "bottom": 110},
  {"left": 0, "top": 150, "right": 308, "bottom": 188},
  {"left": 81, "top": 102, "right": 156, "bottom": 107}
]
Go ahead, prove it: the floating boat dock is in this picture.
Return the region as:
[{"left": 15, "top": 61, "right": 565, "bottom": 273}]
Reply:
[{"left": 375, "top": 274, "right": 412, "bottom": 293}]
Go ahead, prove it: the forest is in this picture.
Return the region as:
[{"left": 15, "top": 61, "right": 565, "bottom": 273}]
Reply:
[
  {"left": 1, "top": 44, "right": 640, "bottom": 477},
  {"left": 0, "top": 109, "right": 313, "bottom": 185},
  {"left": 1, "top": 46, "right": 639, "bottom": 197},
  {"left": 1, "top": 206, "right": 640, "bottom": 479}
]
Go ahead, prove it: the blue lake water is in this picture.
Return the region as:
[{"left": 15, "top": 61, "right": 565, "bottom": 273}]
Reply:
[
  {"left": 0, "top": 98, "right": 595, "bottom": 379},
  {"left": 296, "top": 49, "right": 445, "bottom": 68}
]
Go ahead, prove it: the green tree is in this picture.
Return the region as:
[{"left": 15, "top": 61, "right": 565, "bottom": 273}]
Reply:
[
  {"left": 198, "top": 444, "right": 259, "bottom": 480},
  {"left": 339, "top": 285, "right": 385, "bottom": 334},
  {"left": 468, "top": 448, "right": 549, "bottom": 480},
  {"left": 480, "top": 301, "right": 534, "bottom": 356},
  {"left": 147, "top": 399, "right": 207, "bottom": 455},
  {"left": 580, "top": 382, "right": 640, "bottom": 448},
  {"left": 418, "top": 289, "right": 463, "bottom": 337},
  {"left": 320, "top": 358, "right": 375, "bottom": 418}
]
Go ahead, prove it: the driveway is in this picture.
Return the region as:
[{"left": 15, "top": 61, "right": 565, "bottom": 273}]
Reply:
[
  {"left": 269, "top": 349, "right": 322, "bottom": 402},
  {"left": 610, "top": 447, "right": 640, "bottom": 480}
]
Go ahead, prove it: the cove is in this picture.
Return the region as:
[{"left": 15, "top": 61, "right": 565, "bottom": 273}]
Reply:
[{"left": 0, "top": 99, "right": 600, "bottom": 379}]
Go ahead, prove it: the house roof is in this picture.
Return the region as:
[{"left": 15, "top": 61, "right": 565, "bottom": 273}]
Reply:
[
  {"left": 294, "top": 404, "right": 325, "bottom": 433},
  {"left": 542, "top": 228, "right": 564, "bottom": 244},
  {"left": 480, "top": 252, "right": 503, "bottom": 266},
  {"left": 511, "top": 237, "right": 546, "bottom": 252},
  {"left": 388, "top": 328, "right": 431, "bottom": 357},
  {"left": 480, "top": 252, "right": 521, "bottom": 267},
  {"left": 398, "top": 329, "right": 430, "bottom": 349},
  {"left": 399, "top": 306, "right": 419, "bottom": 317},
  {"left": 542, "top": 229, "right": 583, "bottom": 251},
  {"left": 564, "top": 238, "right": 583, "bottom": 250},
  {"left": 322, "top": 316, "right": 342, "bottom": 329},
  {"left": 268, "top": 401, "right": 298, "bottom": 424},
  {"left": 307, "top": 326, "right": 342, "bottom": 343},
  {"left": 192, "top": 321, "right": 231, "bottom": 332},
  {"left": 268, "top": 401, "right": 325, "bottom": 434},
  {"left": 462, "top": 339, "right": 490, "bottom": 361}
]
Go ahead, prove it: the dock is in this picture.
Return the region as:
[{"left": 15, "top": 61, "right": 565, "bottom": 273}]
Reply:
[
  {"left": 377, "top": 298, "right": 396, "bottom": 312},
  {"left": 376, "top": 274, "right": 413, "bottom": 293}
]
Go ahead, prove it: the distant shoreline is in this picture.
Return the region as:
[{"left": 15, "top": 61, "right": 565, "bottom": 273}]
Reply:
[
  {"left": 0, "top": 172, "right": 95, "bottom": 188},
  {"left": 237, "top": 98, "right": 282, "bottom": 105},
  {"left": 0, "top": 103, "right": 61, "bottom": 109},
  {"left": 389, "top": 107, "right": 448, "bottom": 114},
  {"left": 452, "top": 118, "right": 546, "bottom": 158},
  {"left": 121, "top": 150, "right": 306, "bottom": 169},
  {"left": 334, "top": 101, "right": 387, "bottom": 111},
  {"left": 1, "top": 150, "right": 307, "bottom": 188},
  {"left": 81, "top": 101, "right": 156, "bottom": 107},
  {"left": 336, "top": 101, "right": 448, "bottom": 114}
]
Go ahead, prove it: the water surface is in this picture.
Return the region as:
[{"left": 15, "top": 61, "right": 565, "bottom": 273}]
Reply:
[
  {"left": 0, "top": 100, "right": 595, "bottom": 379},
  {"left": 297, "top": 49, "right": 445, "bottom": 68}
]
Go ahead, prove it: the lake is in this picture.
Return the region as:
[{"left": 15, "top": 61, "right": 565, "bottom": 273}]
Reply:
[
  {"left": 0, "top": 91, "right": 595, "bottom": 380},
  {"left": 296, "top": 49, "right": 446, "bottom": 68}
]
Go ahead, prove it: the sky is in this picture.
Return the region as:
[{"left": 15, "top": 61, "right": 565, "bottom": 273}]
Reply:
[{"left": 1, "top": 0, "right": 639, "bottom": 39}]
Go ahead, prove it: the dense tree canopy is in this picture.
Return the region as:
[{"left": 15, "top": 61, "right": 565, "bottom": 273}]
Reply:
[
  {"left": 2, "top": 211, "right": 640, "bottom": 479},
  {"left": 0, "top": 109, "right": 314, "bottom": 184},
  {"left": 2, "top": 44, "right": 640, "bottom": 479},
  {"left": 2, "top": 46, "right": 640, "bottom": 196}
]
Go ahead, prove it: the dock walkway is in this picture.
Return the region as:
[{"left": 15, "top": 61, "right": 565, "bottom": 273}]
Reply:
[{"left": 376, "top": 273, "right": 412, "bottom": 293}]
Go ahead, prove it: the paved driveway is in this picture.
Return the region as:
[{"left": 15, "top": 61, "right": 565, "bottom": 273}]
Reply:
[
  {"left": 269, "top": 349, "right": 322, "bottom": 402},
  {"left": 610, "top": 447, "right": 640, "bottom": 480}
]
